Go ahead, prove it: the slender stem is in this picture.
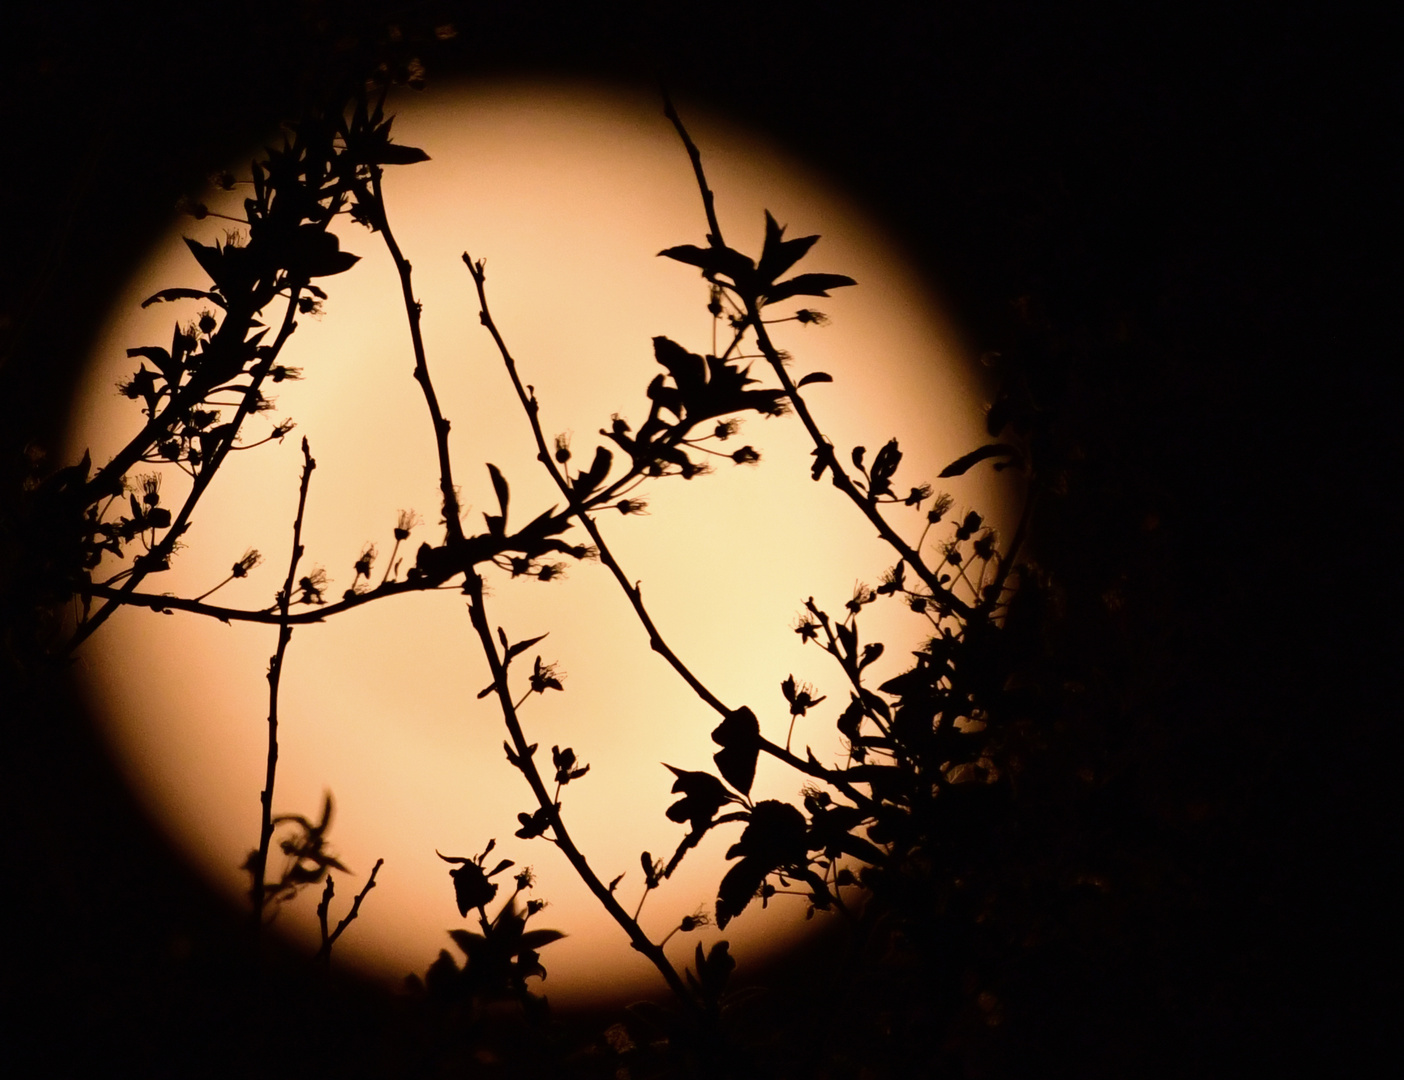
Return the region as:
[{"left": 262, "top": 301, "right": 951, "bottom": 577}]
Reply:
[
  {"left": 369, "top": 166, "right": 464, "bottom": 545},
  {"left": 313, "top": 858, "right": 385, "bottom": 966},
  {"left": 462, "top": 572, "right": 698, "bottom": 1012},
  {"left": 250, "top": 438, "right": 316, "bottom": 930},
  {"left": 192, "top": 573, "right": 236, "bottom": 603},
  {"left": 80, "top": 575, "right": 446, "bottom": 627}
]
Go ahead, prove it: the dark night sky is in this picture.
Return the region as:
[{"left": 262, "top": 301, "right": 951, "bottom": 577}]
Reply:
[{"left": 2, "top": 2, "right": 1392, "bottom": 1074}]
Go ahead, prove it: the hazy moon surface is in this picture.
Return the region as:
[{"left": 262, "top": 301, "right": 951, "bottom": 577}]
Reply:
[{"left": 67, "top": 80, "right": 1000, "bottom": 1009}]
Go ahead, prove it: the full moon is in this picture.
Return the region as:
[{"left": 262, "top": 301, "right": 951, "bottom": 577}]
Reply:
[{"left": 66, "top": 79, "right": 1003, "bottom": 1010}]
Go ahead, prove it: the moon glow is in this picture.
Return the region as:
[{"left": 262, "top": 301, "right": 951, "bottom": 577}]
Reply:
[{"left": 66, "top": 80, "right": 1001, "bottom": 1009}]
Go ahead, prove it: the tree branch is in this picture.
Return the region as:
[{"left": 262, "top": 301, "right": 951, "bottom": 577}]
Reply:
[
  {"left": 314, "top": 858, "right": 385, "bottom": 967},
  {"left": 462, "top": 571, "right": 700, "bottom": 1012},
  {"left": 249, "top": 437, "right": 316, "bottom": 930},
  {"left": 464, "top": 253, "right": 875, "bottom": 810}
]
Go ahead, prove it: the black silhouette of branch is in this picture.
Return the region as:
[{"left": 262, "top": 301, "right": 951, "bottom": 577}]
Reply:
[
  {"left": 460, "top": 571, "right": 700, "bottom": 1013},
  {"left": 364, "top": 164, "right": 466, "bottom": 545},
  {"left": 69, "top": 292, "right": 305, "bottom": 652},
  {"left": 463, "top": 253, "right": 874, "bottom": 810},
  {"left": 249, "top": 437, "right": 316, "bottom": 929},
  {"left": 79, "top": 575, "right": 444, "bottom": 626},
  {"left": 662, "top": 95, "right": 978, "bottom": 623},
  {"left": 314, "top": 857, "right": 385, "bottom": 968}
]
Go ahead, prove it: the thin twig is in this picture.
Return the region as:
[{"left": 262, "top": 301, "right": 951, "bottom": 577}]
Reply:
[
  {"left": 314, "top": 858, "right": 385, "bottom": 967},
  {"left": 369, "top": 165, "right": 465, "bottom": 545},
  {"left": 80, "top": 575, "right": 440, "bottom": 626},
  {"left": 249, "top": 437, "right": 316, "bottom": 930}
]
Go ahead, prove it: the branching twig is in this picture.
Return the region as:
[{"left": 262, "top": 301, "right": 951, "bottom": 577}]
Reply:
[
  {"left": 70, "top": 289, "right": 306, "bottom": 652},
  {"left": 464, "top": 253, "right": 875, "bottom": 810},
  {"left": 314, "top": 858, "right": 385, "bottom": 967},
  {"left": 462, "top": 571, "right": 699, "bottom": 1012},
  {"left": 661, "top": 95, "right": 978, "bottom": 624}
]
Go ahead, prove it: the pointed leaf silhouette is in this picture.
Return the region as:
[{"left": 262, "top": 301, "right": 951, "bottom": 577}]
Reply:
[
  {"left": 756, "top": 211, "right": 820, "bottom": 285},
  {"left": 571, "top": 445, "right": 612, "bottom": 496},
  {"left": 761, "top": 272, "right": 857, "bottom": 305},
  {"left": 141, "top": 287, "right": 227, "bottom": 310},
  {"left": 370, "top": 142, "right": 431, "bottom": 165},
  {"left": 520, "top": 929, "right": 566, "bottom": 950},
  {"left": 938, "top": 442, "right": 1021, "bottom": 478},
  {"left": 505, "top": 632, "right": 548, "bottom": 663},
  {"left": 486, "top": 463, "right": 510, "bottom": 524},
  {"left": 715, "top": 856, "right": 769, "bottom": 930},
  {"left": 657, "top": 242, "right": 755, "bottom": 284}
]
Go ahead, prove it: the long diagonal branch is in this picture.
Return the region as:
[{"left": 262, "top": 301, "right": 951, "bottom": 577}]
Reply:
[
  {"left": 463, "top": 254, "right": 874, "bottom": 810},
  {"left": 461, "top": 572, "right": 698, "bottom": 1011},
  {"left": 661, "top": 96, "right": 978, "bottom": 625}
]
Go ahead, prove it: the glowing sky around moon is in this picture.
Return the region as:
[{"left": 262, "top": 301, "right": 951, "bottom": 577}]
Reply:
[{"left": 65, "top": 79, "right": 1006, "bottom": 1009}]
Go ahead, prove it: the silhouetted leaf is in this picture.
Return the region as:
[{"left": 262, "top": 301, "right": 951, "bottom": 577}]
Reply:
[
  {"left": 664, "top": 765, "right": 735, "bottom": 832},
  {"left": 710, "top": 707, "right": 760, "bottom": 795},
  {"left": 836, "top": 696, "right": 864, "bottom": 743},
  {"left": 938, "top": 442, "right": 1021, "bottom": 478},
  {"left": 869, "top": 438, "right": 902, "bottom": 498},
  {"left": 520, "top": 928, "right": 566, "bottom": 950},
  {"left": 289, "top": 225, "right": 360, "bottom": 279},
  {"left": 448, "top": 928, "right": 483, "bottom": 957},
  {"left": 505, "top": 632, "right": 548, "bottom": 663},
  {"left": 141, "top": 287, "right": 227, "bottom": 309},
  {"left": 488, "top": 460, "right": 511, "bottom": 522},
  {"left": 859, "top": 642, "right": 885, "bottom": 670},
  {"left": 796, "top": 371, "right": 833, "bottom": 388},
  {"left": 725, "top": 800, "right": 809, "bottom": 864},
  {"left": 657, "top": 242, "right": 755, "bottom": 284},
  {"left": 756, "top": 210, "right": 819, "bottom": 285},
  {"left": 571, "top": 445, "right": 612, "bottom": 497},
  {"left": 761, "top": 272, "right": 857, "bottom": 305},
  {"left": 371, "top": 142, "right": 431, "bottom": 165},
  {"left": 689, "top": 940, "right": 734, "bottom": 1006},
  {"left": 716, "top": 856, "right": 769, "bottom": 930},
  {"left": 836, "top": 623, "right": 856, "bottom": 662}
]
